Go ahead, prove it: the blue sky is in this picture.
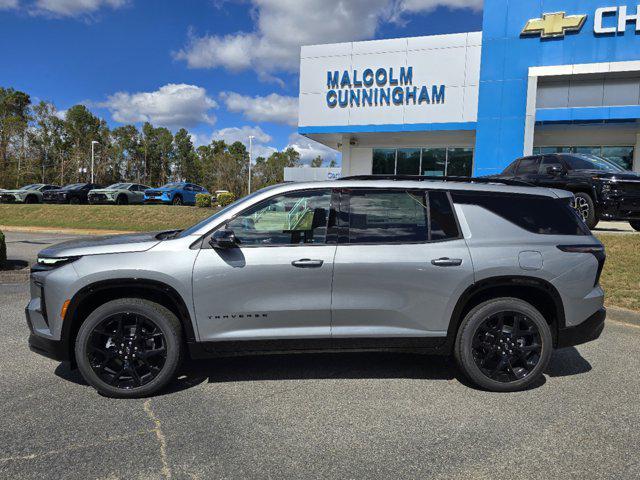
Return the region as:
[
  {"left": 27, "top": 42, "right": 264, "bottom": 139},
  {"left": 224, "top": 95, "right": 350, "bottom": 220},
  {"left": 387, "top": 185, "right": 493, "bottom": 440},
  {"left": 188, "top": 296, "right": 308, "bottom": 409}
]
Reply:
[{"left": 0, "top": 0, "right": 483, "bottom": 163}]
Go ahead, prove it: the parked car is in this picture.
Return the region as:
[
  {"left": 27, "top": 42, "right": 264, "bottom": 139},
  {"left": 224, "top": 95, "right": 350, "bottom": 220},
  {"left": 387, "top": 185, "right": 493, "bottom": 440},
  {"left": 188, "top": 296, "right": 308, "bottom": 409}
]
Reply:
[
  {"left": 490, "top": 153, "right": 640, "bottom": 230},
  {"left": 27, "top": 176, "right": 606, "bottom": 397},
  {"left": 0, "top": 184, "right": 60, "bottom": 204},
  {"left": 88, "top": 183, "right": 151, "bottom": 205},
  {"left": 144, "top": 182, "right": 208, "bottom": 206},
  {"left": 43, "top": 183, "right": 103, "bottom": 204}
]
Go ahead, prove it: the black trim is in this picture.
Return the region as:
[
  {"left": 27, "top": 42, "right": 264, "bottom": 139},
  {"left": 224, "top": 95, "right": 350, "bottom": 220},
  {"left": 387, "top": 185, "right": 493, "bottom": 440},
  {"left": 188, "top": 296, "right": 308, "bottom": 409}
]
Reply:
[
  {"left": 26, "top": 307, "right": 69, "bottom": 361},
  {"left": 340, "top": 175, "right": 534, "bottom": 187},
  {"left": 187, "top": 336, "right": 448, "bottom": 359},
  {"left": 556, "top": 308, "right": 606, "bottom": 349}
]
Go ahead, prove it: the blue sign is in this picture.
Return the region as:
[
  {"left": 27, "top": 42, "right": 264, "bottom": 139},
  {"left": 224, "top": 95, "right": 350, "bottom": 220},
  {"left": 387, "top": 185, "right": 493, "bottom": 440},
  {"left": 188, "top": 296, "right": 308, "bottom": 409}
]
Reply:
[{"left": 325, "top": 66, "right": 445, "bottom": 108}]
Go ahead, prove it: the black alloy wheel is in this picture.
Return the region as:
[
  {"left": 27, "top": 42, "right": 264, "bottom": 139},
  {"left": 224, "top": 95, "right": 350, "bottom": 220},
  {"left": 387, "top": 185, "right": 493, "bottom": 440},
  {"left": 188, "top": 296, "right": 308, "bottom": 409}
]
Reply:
[
  {"left": 172, "top": 195, "right": 183, "bottom": 206},
  {"left": 25, "top": 195, "right": 38, "bottom": 204},
  {"left": 116, "top": 194, "right": 128, "bottom": 205},
  {"left": 86, "top": 313, "right": 167, "bottom": 390},
  {"left": 471, "top": 311, "right": 542, "bottom": 383},
  {"left": 573, "top": 192, "right": 598, "bottom": 229}
]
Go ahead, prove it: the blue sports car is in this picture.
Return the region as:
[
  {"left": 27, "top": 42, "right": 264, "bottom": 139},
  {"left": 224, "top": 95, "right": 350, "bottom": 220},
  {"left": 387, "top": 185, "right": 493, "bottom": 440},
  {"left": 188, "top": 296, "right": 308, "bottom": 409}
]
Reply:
[{"left": 144, "top": 182, "right": 209, "bottom": 206}]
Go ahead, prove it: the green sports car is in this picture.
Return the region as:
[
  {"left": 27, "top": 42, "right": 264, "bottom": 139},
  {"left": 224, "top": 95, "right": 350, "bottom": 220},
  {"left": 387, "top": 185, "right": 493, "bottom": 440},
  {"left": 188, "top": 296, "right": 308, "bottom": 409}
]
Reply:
[{"left": 88, "top": 183, "right": 151, "bottom": 205}]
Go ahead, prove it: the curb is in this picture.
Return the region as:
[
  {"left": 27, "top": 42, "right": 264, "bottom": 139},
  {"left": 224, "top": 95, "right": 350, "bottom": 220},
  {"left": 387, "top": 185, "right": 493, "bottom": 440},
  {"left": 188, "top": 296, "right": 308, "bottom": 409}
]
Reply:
[
  {"left": 0, "top": 269, "right": 29, "bottom": 284},
  {"left": 607, "top": 306, "right": 640, "bottom": 327},
  {"left": 0, "top": 225, "right": 135, "bottom": 236}
]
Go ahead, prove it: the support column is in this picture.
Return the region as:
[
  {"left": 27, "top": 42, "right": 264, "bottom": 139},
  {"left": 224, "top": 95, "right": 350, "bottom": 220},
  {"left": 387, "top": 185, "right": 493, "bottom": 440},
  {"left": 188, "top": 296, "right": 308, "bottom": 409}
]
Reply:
[
  {"left": 523, "top": 74, "right": 538, "bottom": 157},
  {"left": 340, "top": 135, "right": 352, "bottom": 176},
  {"left": 634, "top": 132, "right": 640, "bottom": 173}
]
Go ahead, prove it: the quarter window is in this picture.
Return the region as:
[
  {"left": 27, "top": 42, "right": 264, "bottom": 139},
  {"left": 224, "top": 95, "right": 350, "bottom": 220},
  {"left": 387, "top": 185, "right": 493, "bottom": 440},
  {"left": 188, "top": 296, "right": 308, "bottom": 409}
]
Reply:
[
  {"left": 429, "top": 191, "right": 460, "bottom": 241},
  {"left": 227, "top": 189, "right": 332, "bottom": 246}
]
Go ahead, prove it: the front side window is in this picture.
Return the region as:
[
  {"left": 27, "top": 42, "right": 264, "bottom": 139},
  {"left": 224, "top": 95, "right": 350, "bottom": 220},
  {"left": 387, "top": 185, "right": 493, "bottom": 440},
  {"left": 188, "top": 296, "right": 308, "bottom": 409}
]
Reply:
[
  {"left": 516, "top": 157, "right": 541, "bottom": 175},
  {"left": 227, "top": 189, "right": 332, "bottom": 246}
]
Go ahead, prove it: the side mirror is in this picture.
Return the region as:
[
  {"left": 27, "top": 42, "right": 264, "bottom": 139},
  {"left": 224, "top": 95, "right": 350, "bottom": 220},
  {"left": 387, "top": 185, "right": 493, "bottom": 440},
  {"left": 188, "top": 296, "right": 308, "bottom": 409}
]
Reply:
[
  {"left": 209, "top": 229, "right": 238, "bottom": 249},
  {"left": 547, "top": 165, "right": 565, "bottom": 176}
]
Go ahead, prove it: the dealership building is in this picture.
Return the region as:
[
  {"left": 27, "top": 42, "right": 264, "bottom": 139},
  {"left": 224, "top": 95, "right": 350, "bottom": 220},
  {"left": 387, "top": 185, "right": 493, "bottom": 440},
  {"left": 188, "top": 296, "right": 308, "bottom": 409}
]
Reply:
[{"left": 297, "top": 0, "right": 640, "bottom": 177}]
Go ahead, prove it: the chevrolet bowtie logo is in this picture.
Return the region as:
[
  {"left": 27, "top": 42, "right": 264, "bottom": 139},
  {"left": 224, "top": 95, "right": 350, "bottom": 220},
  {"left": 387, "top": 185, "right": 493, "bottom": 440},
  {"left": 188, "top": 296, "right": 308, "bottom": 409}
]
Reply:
[{"left": 522, "top": 12, "right": 587, "bottom": 39}]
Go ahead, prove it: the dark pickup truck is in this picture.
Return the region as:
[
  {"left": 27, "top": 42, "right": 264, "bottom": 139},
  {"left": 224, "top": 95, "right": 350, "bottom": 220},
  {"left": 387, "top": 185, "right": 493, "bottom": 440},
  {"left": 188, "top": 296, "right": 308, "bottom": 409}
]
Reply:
[{"left": 490, "top": 153, "right": 640, "bottom": 230}]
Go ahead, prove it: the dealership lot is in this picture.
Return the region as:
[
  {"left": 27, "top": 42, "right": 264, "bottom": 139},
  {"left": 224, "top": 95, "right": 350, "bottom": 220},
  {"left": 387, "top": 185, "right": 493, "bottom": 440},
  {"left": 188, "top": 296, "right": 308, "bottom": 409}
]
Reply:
[{"left": 1, "top": 232, "right": 639, "bottom": 479}]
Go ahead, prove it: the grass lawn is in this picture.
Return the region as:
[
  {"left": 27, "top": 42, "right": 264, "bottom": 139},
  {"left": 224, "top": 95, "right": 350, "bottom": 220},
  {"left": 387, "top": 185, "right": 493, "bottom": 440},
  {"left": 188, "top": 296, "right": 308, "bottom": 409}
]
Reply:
[
  {"left": 0, "top": 204, "right": 215, "bottom": 232},
  {"left": 597, "top": 234, "right": 640, "bottom": 312}
]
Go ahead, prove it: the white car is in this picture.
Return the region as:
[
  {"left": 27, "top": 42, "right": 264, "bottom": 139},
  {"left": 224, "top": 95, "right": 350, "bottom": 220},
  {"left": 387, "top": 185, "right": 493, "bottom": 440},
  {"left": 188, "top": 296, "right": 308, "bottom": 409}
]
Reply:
[
  {"left": 0, "top": 184, "right": 60, "bottom": 204},
  {"left": 88, "top": 183, "right": 151, "bottom": 205}
]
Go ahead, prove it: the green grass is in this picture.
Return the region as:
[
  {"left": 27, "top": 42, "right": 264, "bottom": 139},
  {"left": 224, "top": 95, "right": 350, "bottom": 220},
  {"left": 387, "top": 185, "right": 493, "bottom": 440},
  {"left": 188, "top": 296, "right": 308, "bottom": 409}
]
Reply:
[
  {"left": 597, "top": 234, "right": 640, "bottom": 311},
  {"left": 0, "top": 204, "right": 215, "bottom": 232}
]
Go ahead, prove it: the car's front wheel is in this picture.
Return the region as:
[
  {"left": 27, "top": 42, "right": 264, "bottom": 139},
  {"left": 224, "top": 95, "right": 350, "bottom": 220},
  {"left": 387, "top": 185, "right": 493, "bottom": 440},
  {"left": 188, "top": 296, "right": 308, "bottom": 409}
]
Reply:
[
  {"left": 171, "top": 195, "right": 183, "bottom": 206},
  {"left": 630, "top": 220, "right": 640, "bottom": 232},
  {"left": 75, "top": 298, "right": 183, "bottom": 398},
  {"left": 454, "top": 298, "right": 552, "bottom": 392},
  {"left": 116, "top": 194, "right": 128, "bottom": 205}
]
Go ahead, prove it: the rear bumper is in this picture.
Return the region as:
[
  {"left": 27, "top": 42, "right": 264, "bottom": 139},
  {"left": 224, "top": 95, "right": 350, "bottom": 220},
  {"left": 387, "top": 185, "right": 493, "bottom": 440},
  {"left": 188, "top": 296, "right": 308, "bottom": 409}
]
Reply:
[{"left": 556, "top": 307, "right": 606, "bottom": 349}]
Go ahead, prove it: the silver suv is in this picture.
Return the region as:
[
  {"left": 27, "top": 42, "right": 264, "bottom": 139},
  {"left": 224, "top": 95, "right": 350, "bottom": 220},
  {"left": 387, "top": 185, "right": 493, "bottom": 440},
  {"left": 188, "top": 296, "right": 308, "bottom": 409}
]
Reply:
[{"left": 26, "top": 177, "right": 606, "bottom": 397}]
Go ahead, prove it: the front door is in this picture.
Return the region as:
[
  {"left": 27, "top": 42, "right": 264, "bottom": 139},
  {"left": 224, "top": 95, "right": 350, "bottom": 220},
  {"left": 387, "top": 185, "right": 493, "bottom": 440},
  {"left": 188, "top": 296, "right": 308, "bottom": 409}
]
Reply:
[
  {"left": 331, "top": 188, "right": 474, "bottom": 339},
  {"left": 192, "top": 188, "right": 336, "bottom": 341}
]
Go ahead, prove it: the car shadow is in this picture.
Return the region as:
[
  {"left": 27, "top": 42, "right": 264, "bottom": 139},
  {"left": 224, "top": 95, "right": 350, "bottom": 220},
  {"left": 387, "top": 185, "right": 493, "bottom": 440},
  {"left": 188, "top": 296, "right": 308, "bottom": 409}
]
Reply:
[{"left": 53, "top": 347, "right": 592, "bottom": 396}]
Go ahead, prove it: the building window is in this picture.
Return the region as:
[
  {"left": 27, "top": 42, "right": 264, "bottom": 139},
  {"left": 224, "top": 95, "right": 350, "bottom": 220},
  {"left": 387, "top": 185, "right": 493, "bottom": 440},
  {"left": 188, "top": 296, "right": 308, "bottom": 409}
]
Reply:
[
  {"left": 372, "top": 147, "right": 474, "bottom": 176},
  {"left": 533, "top": 146, "right": 634, "bottom": 171}
]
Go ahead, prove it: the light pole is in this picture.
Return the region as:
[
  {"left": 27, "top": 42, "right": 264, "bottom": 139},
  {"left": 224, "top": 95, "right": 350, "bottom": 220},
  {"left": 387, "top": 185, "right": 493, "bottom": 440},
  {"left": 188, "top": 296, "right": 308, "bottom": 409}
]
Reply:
[
  {"left": 91, "top": 140, "right": 99, "bottom": 183},
  {"left": 248, "top": 135, "right": 254, "bottom": 194}
]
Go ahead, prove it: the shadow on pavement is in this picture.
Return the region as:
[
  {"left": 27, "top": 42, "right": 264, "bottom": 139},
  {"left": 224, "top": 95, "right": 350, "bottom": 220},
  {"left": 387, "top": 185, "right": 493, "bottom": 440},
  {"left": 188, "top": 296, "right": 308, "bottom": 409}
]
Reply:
[{"left": 53, "top": 347, "right": 592, "bottom": 396}]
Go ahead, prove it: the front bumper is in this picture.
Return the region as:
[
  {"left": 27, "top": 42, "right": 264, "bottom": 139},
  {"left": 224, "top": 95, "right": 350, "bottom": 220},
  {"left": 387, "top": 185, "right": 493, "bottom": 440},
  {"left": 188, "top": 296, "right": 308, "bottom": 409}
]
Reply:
[
  {"left": 25, "top": 306, "right": 69, "bottom": 361},
  {"left": 598, "top": 195, "right": 640, "bottom": 221},
  {"left": 556, "top": 308, "right": 606, "bottom": 349}
]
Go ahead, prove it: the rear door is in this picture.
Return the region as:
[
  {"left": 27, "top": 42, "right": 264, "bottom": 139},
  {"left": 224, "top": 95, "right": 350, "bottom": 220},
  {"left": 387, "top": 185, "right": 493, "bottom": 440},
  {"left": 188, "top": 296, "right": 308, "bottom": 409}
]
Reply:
[{"left": 330, "top": 188, "right": 474, "bottom": 340}]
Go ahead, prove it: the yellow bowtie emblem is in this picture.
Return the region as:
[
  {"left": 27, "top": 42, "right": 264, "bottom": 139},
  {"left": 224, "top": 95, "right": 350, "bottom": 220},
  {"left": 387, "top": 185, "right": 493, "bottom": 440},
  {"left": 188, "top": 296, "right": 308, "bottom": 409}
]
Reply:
[{"left": 522, "top": 12, "right": 587, "bottom": 38}]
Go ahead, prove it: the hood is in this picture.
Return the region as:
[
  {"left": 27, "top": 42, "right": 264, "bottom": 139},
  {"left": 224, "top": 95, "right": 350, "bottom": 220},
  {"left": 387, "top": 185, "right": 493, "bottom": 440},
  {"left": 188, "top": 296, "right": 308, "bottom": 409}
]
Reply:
[
  {"left": 570, "top": 170, "right": 640, "bottom": 181},
  {"left": 38, "top": 231, "right": 163, "bottom": 258},
  {"left": 146, "top": 187, "right": 180, "bottom": 193},
  {"left": 90, "top": 188, "right": 121, "bottom": 194},
  {"left": 2, "top": 189, "right": 29, "bottom": 194}
]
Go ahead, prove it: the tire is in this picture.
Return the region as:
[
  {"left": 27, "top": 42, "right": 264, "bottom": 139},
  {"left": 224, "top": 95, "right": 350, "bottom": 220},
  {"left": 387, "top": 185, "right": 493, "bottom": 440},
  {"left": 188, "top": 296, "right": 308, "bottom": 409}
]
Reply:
[
  {"left": 454, "top": 298, "right": 553, "bottom": 392},
  {"left": 171, "top": 195, "right": 183, "bottom": 206},
  {"left": 630, "top": 221, "right": 640, "bottom": 232},
  {"left": 116, "top": 194, "right": 128, "bottom": 206},
  {"left": 574, "top": 192, "right": 598, "bottom": 230},
  {"left": 25, "top": 195, "right": 38, "bottom": 204},
  {"left": 69, "top": 197, "right": 80, "bottom": 205},
  {"left": 75, "top": 298, "right": 183, "bottom": 398}
]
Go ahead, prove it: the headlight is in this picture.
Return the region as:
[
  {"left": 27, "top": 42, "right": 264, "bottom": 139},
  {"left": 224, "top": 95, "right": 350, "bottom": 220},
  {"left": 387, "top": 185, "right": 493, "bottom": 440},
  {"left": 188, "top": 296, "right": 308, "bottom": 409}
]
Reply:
[{"left": 35, "top": 256, "right": 80, "bottom": 270}]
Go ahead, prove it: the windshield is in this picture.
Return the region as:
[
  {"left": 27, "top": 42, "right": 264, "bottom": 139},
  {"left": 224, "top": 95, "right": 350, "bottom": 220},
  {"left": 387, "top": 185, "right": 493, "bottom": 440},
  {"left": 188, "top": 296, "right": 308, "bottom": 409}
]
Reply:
[
  {"left": 177, "top": 186, "right": 281, "bottom": 239},
  {"left": 161, "top": 183, "right": 184, "bottom": 189},
  {"left": 61, "top": 183, "right": 86, "bottom": 190},
  {"left": 106, "top": 183, "right": 128, "bottom": 190},
  {"left": 564, "top": 154, "right": 625, "bottom": 172},
  {"left": 20, "top": 184, "right": 42, "bottom": 190}
]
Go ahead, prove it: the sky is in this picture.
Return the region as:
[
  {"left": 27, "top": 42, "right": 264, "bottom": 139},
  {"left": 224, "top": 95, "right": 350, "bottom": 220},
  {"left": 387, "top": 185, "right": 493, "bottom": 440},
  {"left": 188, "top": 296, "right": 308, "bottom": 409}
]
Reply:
[{"left": 0, "top": 0, "right": 483, "bottom": 164}]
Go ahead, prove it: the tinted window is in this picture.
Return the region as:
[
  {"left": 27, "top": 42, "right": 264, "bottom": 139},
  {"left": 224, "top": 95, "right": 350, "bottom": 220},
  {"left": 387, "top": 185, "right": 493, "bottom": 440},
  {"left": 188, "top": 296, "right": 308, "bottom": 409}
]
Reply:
[
  {"left": 396, "top": 149, "right": 420, "bottom": 175},
  {"left": 428, "top": 191, "right": 460, "bottom": 241},
  {"left": 540, "top": 155, "right": 564, "bottom": 173},
  {"left": 372, "top": 149, "right": 396, "bottom": 175},
  {"left": 348, "top": 190, "right": 427, "bottom": 243},
  {"left": 515, "top": 157, "right": 541, "bottom": 175},
  {"left": 227, "top": 189, "right": 331, "bottom": 246},
  {"left": 562, "top": 154, "right": 624, "bottom": 172},
  {"left": 451, "top": 192, "right": 588, "bottom": 236},
  {"left": 502, "top": 160, "right": 519, "bottom": 175}
]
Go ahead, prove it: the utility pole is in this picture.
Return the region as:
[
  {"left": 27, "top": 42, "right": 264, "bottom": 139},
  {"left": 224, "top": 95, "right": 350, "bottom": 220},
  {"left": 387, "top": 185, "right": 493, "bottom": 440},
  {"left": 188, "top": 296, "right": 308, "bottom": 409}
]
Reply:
[
  {"left": 248, "top": 135, "right": 254, "bottom": 194},
  {"left": 91, "top": 140, "right": 99, "bottom": 183}
]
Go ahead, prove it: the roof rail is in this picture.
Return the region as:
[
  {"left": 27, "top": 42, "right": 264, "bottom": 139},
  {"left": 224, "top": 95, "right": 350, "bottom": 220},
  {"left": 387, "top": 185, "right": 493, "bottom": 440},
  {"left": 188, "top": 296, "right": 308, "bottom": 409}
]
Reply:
[{"left": 338, "top": 175, "right": 534, "bottom": 187}]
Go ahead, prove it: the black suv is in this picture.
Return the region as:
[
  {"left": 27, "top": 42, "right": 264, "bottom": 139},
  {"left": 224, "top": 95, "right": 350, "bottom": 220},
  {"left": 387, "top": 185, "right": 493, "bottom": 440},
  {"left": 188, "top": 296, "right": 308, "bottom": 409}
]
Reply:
[
  {"left": 492, "top": 153, "right": 640, "bottom": 230},
  {"left": 43, "top": 183, "right": 103, "bottom": 204}
]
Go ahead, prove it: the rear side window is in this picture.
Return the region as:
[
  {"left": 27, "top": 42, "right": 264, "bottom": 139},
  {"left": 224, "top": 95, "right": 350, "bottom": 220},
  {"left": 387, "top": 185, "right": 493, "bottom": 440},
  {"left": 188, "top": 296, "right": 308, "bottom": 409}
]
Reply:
[
  {"left": 515, "top": 157, "right": 541, "bottom": 175},
  {"left": 502, "top": 160, "right": 519, "bottom": 175},
  {"left": 451, "top": 192, "right": 589, "bottom": 235},
  {"left": 346, "top": 189, "right": 460, "bottom": 244}
]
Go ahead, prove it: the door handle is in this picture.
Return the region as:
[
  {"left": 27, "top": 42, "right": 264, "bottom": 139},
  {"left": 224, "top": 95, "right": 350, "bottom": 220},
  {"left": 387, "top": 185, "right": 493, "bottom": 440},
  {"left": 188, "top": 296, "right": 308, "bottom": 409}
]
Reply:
[
  {"left": 291, "top": 259, "right": 324, "bottom": 268},
  {"left": 431, "top": 257, "right": 463, "bottom": 267}
]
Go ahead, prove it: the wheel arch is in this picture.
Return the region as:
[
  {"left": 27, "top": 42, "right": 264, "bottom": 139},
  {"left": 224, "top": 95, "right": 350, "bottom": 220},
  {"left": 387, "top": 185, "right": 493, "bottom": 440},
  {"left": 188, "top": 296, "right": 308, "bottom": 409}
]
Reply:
[
  {"left": 61, "top": 278, "right": 196, "bottom": 363},
  {"left": 446, "top": 276, "right": 566, "bottom": 351}
]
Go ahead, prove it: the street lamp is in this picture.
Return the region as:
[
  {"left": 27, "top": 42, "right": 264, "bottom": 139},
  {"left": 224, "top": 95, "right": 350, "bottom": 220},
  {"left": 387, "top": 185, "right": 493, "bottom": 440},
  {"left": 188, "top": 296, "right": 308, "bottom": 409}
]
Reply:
[
  {"left": 248, "top": 135, "right": 254, "bottom": 194},
  {"left": 91, "top": 140, "right": 99, "bottom": 183}
]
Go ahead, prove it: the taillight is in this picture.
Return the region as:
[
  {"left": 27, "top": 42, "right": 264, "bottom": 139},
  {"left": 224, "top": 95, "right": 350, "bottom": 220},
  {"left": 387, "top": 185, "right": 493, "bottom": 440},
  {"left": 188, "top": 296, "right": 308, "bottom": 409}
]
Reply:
[{"left": 557, "top": 245, "right": 606, "bottom": 286}]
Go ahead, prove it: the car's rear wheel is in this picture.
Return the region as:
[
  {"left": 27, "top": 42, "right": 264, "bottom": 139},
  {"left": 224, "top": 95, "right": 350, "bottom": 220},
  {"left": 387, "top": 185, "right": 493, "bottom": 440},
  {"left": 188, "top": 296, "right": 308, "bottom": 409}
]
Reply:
[
  {"left": 116, "top": 194, "right": 128, "bottom": 205},
  {"left": 69, "top": 197, "right": 80, "bottom": 205},
  {"left": 171, "top": 195, "right": 183, "bottom": 206},
  {"left": 454, "top": 298, "right": 552, "bottom": 392},
  {"left": 574, "top": 192, "right": 598, "bottom": 230},
  {"left": 630, "top": 220, "right": 640, "bottom": 232},
  {"left": 75, "top": 298, "right": 182, "bottom": 398}
]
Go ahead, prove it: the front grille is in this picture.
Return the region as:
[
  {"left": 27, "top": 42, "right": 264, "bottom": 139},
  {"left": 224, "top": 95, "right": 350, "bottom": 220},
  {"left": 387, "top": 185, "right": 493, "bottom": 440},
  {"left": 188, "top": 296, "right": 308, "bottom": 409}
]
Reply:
[
  {"left": 616, "top": 181, "right": 640, "bottom": 195},
  {"left": 90, "top": 193, "right": 108, "bottom": 202},
  {"left": 0, "top": 194, "right": 15, "bottom": 203},
  {"left": 146, "top": 191, "right": 162, "bottom": 197}
]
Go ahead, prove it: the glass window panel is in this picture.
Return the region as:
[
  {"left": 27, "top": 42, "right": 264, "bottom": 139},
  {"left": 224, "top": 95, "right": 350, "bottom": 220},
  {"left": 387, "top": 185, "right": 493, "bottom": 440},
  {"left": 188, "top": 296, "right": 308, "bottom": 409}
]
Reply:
[
  {"left": 537, "top": 147, "right": 564, "bottom": 154},
  {"left": 372, "top": 149, "right": 396, "bottom": 175},
  {"left": 515, "top": 157, "right": 541, "bottom": 175},
  {"left": 428, "top": 191, "right": 460, "bottom": 241},
  {"left": 446, "top": 148, "right": 473, "bottom": 177},
  {"left": 421, "top": 148, "right": 446, "bottom": 176},
  {"left": 574, "top": 146, "right": 601, "bottom": 156},
  {"left": 396, "top": 149, "right": 421, "bottom": 175},
  {"left": 348, "top": 190, "right": 427, "bottom": 244},
  {"left": 227, "top": 189, "right": 331, "bottom": 246},
  {"left": 601, "top": 146, "right": 634, "bottom": 171}
]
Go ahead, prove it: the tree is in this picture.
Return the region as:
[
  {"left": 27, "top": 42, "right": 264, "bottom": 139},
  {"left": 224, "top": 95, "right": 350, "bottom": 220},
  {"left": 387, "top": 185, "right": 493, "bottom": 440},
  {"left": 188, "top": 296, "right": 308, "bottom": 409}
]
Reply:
[
  {"left": 311, "top": 155, "right": 323, "bottom": 168},
  {"left": 253, "top": 147, "right": 301, "bottom": 189},
  {"left": 64, "top": 105, "right": 102, "bottom": 182},
  {"left": 329, "top": 159, "right": 337, "bottom": 168},
  {"left": 29, "top": 101, "right": 58, "bottom": 183},
  {"left": 0, "top": 87, "right": 31, "bottom": 186},
  {"left": 174, "top": 128, "right": 198, "bottom": 182}
]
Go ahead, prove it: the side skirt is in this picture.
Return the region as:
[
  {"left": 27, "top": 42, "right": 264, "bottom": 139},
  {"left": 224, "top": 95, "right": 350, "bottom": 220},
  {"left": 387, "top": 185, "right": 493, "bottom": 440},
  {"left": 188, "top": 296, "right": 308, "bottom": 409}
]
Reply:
[{"left": 187, "top": 337, "right": 450, "bottom": 359}]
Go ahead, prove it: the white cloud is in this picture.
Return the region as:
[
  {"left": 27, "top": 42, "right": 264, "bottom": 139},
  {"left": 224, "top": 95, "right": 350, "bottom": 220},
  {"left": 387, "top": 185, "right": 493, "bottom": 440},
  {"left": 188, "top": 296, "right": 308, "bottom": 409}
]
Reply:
[
  {"left": 0, "top": 0, "right": 18, "bottom": 10},
  {"left": 54, "top": 109, "right": 67, "bottom": 120},
  {"left": 287, "top": 133, "right": 339, "bottom": 165},
  {"left": 221, "top": 91, "right": 298, "bottom": 126},
  {"left": 31, "top": 0, "right": 128, "bottom": 17},
  {"left": 175, "top": 0, "right": 483, "bottom": 78},
  {"left": 101, "top": 83, "right": 217, "bottom": 129}
]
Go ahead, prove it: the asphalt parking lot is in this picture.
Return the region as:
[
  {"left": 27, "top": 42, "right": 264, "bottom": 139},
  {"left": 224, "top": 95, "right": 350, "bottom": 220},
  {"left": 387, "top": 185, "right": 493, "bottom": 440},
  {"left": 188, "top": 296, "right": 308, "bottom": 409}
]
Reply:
[{"left": 1, "top": 231, "right": 639, "bottom": 479}]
